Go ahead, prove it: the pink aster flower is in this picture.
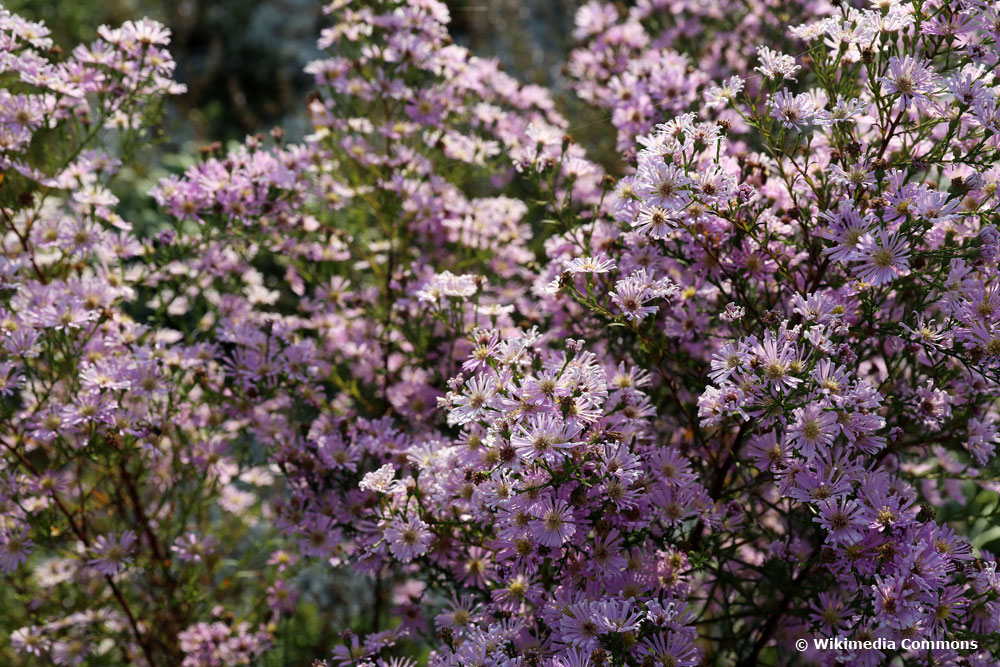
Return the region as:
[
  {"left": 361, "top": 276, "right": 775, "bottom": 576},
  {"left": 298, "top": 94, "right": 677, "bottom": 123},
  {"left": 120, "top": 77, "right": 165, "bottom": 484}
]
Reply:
[
  {"left": 51, "top": 637, "right": 89, "bottom": 666},
  {"left": 359, "top": 463, "right": 397, "bottom": 493},
  {"left": 830, "top": 160, "right": 876, "bottom": 191},
  {"left": 447, "top": 375, "right": 497, "bottom": 425},
  {"left": 755, "top": 333, "right": 801, "bottom": 390},
  {"left": 591, "top": 597, "right": 643, "bottom": 633},
  {"left": 808, "top": 592, "right": 852, "bottom": 633},
  {"left": 638, "top": 630, "right": 700, "bottom": 666},
  {"left": 10, "top": 626, "right": 48, "bottom": 657},
  {"left": 610, "top": 275, "right": 659, "bottom": 322},
  {"left": 266, "top": 579, "right": 300, "bottom": 615},
  {"left": 633, "top": 204, "right": 679, "bottom": 239},
  {"left": 819, "top": 200, "right": 874, "bottom": 261}
]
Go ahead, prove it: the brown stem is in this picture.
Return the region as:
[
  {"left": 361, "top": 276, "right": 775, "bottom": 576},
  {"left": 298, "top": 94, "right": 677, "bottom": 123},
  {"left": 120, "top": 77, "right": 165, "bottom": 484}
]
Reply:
[
  {"left": 0, "top": 206, "right": 47, "bottom": 284},
  {"left": 736, "top": 554, "right": 818, "bottom": 667},
  {"left": 0, "top": 437, "right": 157, "bottom": 666}
]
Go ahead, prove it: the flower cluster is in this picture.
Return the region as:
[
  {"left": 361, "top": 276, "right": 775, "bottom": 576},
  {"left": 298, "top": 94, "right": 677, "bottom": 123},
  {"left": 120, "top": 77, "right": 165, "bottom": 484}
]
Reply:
[{"left": 2, "top": 0, "right": 1000, "bottom": 666}]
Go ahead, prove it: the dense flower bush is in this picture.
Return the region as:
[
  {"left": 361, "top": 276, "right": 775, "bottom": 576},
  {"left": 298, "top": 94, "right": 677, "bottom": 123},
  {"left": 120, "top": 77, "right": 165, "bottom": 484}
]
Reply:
[{"left": 2, "top": 0, "right": 1000, "bottom": 665}]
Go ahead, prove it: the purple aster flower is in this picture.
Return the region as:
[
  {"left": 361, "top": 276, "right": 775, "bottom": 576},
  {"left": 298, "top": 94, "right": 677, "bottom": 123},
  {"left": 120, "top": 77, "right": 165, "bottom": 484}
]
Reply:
[
  {"left": 853, "top": 229, "right": 911, "bottom": 286},
  {"left": 768, "top": 90, "right": 817, "bottom": 129},
  {"left": 635, "top": 158, "right": 690, "bottom": 208},
  {"left": 0, "top": 525, "right": 33, "bottom": 573},
  {"left": 511, "top": 413, "right": 583, "bottom": 462},
  {"left": 786, "top": 405, "right": 839, "bottom": 459},
  {"left": 638, "top": 630, "right": 700, "bottom": 666},
  {"left": 879, "top": 55, "right": 938, "bottom": 109},
  {"left": 10, "top": 625, "right": 48, "bottom": 657},
  {"left": 88, "top": 530, "right": 136, "bottom": 576},
  {"left": 170, "top": 532, "right": 218, "bottom": 563},
  {"left": 529, "top": 495, "right": 576, "bottom": 548},
  {"left": 813, "top": 497, "right": 866, "bottom": 545},
  {"left": 384, "top": 515, "right": 433, "bottom": 563}
]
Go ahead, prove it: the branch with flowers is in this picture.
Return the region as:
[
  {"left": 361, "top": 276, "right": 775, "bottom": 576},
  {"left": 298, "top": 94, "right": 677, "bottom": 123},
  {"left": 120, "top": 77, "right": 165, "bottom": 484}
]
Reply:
[{"left": 2, "top": 0, "right": 1000, "bottom": 666}]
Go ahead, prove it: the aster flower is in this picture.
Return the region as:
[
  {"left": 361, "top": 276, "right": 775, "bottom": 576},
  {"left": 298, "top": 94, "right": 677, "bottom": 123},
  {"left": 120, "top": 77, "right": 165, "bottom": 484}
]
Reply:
[
  {"left": 704, "top": 76, "right": 745, "bottom": 109},
  {"left": 809, "top": 592, "right": 853, "bottom": 634},
  {"left": 590, "top": 529, "right": 627, "bottom": 574},
  {"left": 462, "top": 328, "right": 500, "bottom": 373},
  {"left": 814, "top": 497, "right": 866, "bottom": 545},
  {"left": 966, "top": 417, "right": 998, "bottom": 466},
  {"left": 786, "top": 405, "right": 839, "bottom": 458},
  {"left": 787, "top": 463, "right": 852, "bottom": 504},
  {"left": 820, "top": 96, "right": 869, "bottom": 124},
  {"left": 708, "top": 341, "right": 747, "bottom": 384},
  {"left": 755, "top": 46, "right": 800, "bottom": 80},
  {"left": 447, "top": 375, "right": 497, "bottom": 425},
  {"left": 755, "top": 333, "right": 802, "bottom": 390},
  {"left": 564, "top": 253, "right": 615, "bottom": 274},
  {"left": 491, "top": 573, "right": 533, "bottom": 612},
  {"left": 457, "top": 546, "right": 492, "bottom": 588},
  {"left": 635, "top": 159, "right": 691, "bottom": 208},
  {"left": 51, "top": 637, "right": 89, "bottom": 667},
  {"left": 830, "top": 160, "right": 876, "bottom": 191},
  {"left": 899, "top": 312, "right": 947, "bottom": 346},
  {"left": 638, "top": 630, "right": 700, "bottom": 666},
  {"left": 572, "top": 1, "right": 618, "bottom": 40},
  {"left": 852, "top": 229, "right": 910, "bottom": 286},
  {"left": 692, "top": 165, "right": 736, "bottom": 203},
  {"left": 591, "top": 597, "right": 643, "bottom": 633},
  {"left": 914, "top": 187, "right": 960, "bottom": 227},
  {"left": 720, "top": 302, "right": 745, "bottom": 323},
  {"left": 170, "top": 532, "right": 218, "bottom": 563},
  {"left": 913, "top": 380, "right": 952, "bottom": 430},
  {"left": 384, "top": 515, "right": 433, "bottom": 563},
  {"left": 529, "top": 495, "right": 576, "bottom": 548},
  {"left": 0, "top": 361, "right": 22, "bottom": 396},
  {"left": 922, "top": 586, "right": 967, "bottom": 638},
  {"left": 511, "top": 413, "right": 583, "bottom": 462},
  {"left": 871, "top": 574, "right": 921, "bottom": 629},
  {"left": 879, "top": 55, "right": 938, "bottom": 109},
  {"left": 791, "top": 292, "right": 843, "bottom": 325},
  {"left": 559, "top": 601, "right": 602, "bottom": 651},
  {"left": 2, "top": 2, "right": 999, "bottom": 662},
  {"left": 88, "top": 530, "right": 136, "bottom": 576},
  {"left": 746, "top": 430, "right": 788, "bottom": 471},
  {"left": 813, "top": 360, "right": 849, "bottom": 396},
  {"left": 768, "top": 90, "right": 818, "bottom": 129},
  {"left": 0, "top": 525, "right": 33, "bottom": 573},
  {"left": 266, "top": 549, "right": 299, "bottom": 572},
  {"left": 10, "top": 626, "right": 48, "bottom": 657},
  {"left": 633, "top": 204, "right": 678, "bottom": 239},
  {"left": 435, "top": 594, "right": 481, "bottom": 630},
  {"left": 610, "top": 275, "right": 659, "bottom": 322}
]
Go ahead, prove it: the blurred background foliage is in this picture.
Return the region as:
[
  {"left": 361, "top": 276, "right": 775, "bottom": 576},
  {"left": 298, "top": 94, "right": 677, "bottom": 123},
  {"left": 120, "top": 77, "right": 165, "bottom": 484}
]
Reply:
[
  {"left": 11, "top": 0, "right": 616, "bottom": 231},
  {"left": 11, "top": 0, "right": 600, "bottom": 144}
]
